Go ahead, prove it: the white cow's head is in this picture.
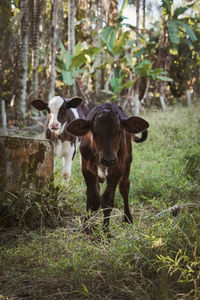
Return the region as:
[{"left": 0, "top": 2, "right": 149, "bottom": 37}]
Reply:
[{"left": 31, "top": 96, "right": 83, "bottom": 133}]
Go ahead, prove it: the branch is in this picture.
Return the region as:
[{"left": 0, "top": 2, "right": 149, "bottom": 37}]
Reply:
[{"left": 153, "top": 203, "right": 198, "bottom": 219}]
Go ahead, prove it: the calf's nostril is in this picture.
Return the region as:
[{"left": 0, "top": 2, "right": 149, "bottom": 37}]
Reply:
[
  {"left": 101, "top": 156, "right": 117, "bottom": 167},
  {"left": 50, "top": 123, "right": 59, "bottom": 130}
]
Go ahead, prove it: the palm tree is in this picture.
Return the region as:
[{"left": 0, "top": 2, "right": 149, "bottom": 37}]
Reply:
[
  {"left": 94, "top": 0, "right": 104, "bottom": 99},
  {"left": 49, "top": 0, "right": 58, "bottom": 100},
  {"left": 68, "top": 0, "right": 76, "bottom": 94},
  {"left": 142, "top": 0, "right": 146, "bottom": 29},
  {"left": 68, "top": 0, "right": 75, "bottom": 55},
  {"left": 17, "top": 0, "right": 30, "bottom": 120},
  {"left": 134, "top": 0, "right": 140, "bottom": 115},
  {"left": 0, "top": 0, "right": 12, "bottom": 104},
  {"left": 31, "top": 0, "right": 41, "bottom": 99}
]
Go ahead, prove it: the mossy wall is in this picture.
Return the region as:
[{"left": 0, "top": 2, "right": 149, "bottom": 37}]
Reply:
[{"left": 0, "top": 136, "right": 54, "bottom": 200}]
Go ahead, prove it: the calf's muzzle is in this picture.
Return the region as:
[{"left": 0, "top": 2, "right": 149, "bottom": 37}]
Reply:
[{"left": 100, "top": 154, "right": 117, "bottom": 167}]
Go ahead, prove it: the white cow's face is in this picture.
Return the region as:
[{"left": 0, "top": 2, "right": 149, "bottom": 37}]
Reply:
[
  {"left": 31, "top": 96, "right": 83, "bottom": 134},
  {"left": 48, "top": 96, "right": 64, "bottom": 132}
]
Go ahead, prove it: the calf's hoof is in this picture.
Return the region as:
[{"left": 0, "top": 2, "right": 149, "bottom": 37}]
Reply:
[
  {"left": 124, "top": 214, "right": 133, "bottom": 224},
  {"left": 63, "top": 172, "right": 70, "bottom": 182}
]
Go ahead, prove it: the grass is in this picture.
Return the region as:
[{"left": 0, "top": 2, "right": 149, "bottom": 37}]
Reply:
[{"left": 0, "top": 102, "right": 200, "bottom": 299}]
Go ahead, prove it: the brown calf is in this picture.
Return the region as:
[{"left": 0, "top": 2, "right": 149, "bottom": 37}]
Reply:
[{"left": 66, "top": 103, "right": 149, "bottom": 230}]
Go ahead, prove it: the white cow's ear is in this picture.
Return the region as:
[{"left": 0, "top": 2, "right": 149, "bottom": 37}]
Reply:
[
  {"left": 66, "top": 119, "right": 92, "bottom": 136},
  {"left": 65, "top": 97, "right": 83, "bottom": 109},
  {"left": 31, "top": 100, "right": 49, "bottom": 111},
  {"left": 121, "top": 116, "right": 149, "bottom": 134}
]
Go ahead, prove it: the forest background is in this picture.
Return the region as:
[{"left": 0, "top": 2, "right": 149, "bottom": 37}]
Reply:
[{"left": 0, "top": 0, "right": 200, "bottom": 125}]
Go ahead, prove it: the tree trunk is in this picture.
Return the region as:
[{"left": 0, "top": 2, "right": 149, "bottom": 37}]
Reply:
[
  {"left": 68, "top": 0, "right": 75, "bottom": 55},
  {"left": 142, "top": 0, "right": 146, "bottom": 29},
  {"left": 132, "top": 0, "right": 140, "bottom": 114},
  {"left": 68, "top": 0, "right": 76, "bottom": 94},
  {"left": 31, "top": 0, "right": 41, "bottom": 100},
  {"left": 17, "top": 0, "right": 29, "bottom": 121},
  {"left": 186, "top": 89, "right": 191, "bottom": 106},
  {"left": 160, "top": 82, "right": 167, "bottom": 111},
  {"left": 157, "top": 15, "right": 169, "bottom": 109},
  {"left": 134, "top": 82, "right": 140, "bottom": 115},
  {"left": 141, "top": 78, "right": 150, "bottom": 104},
  {"left": 136, "top": 0, "right": 140, "bottom": 46},
  {"left": 0, "top": 100, "right": 8, "bottom": 136},
  {"left": 94, "top": 0, "right": 104, "bottom": 100},
  {"left": 49, "top": 0, "right": 58, "bottom": 100},
  {"left": 0, "top": 136, "right": 54, "bottom": 200}
]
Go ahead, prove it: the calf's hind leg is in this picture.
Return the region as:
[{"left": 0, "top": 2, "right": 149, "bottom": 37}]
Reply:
[{"left": 119, "top": 177, "right": 133, "bottom": 223}]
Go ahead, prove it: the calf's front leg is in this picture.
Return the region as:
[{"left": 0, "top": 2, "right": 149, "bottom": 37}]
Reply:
[
  {"left": 62, "top": 141, "right": 75, "bottom": 181},
  {"left": 82, "top": 158, "right": 101, "bottom": 232},
  {"left": 101, "top": 173, "right": 121, "bottom": 231}
]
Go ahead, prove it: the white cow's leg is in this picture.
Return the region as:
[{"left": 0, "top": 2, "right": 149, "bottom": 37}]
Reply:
[{"left": 62, "top": 141, "right": 75, "bottom": 182}]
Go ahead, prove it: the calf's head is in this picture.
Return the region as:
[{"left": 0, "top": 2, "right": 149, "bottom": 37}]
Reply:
[
  {"left": 31, "top": 96, "right": 83, "bottom": 133},
  {"left": 66, "top": 110, "right": 149, "bottom": 167}
]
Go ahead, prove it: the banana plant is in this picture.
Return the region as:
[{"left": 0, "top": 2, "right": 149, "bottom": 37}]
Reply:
[
  {"left": 135, "top": 60, "right": 172, "bottom": 81},
  {"left": 56, "top": 41, "right": 101, "bottom": 86},
  {"left": 56, "top": 41, "right": 81, "bottom": 86},
  {"left": 162, "top": 0, "right": 197, "bottom": 45}
]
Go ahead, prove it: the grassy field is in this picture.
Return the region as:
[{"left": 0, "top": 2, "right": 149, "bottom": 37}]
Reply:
[{"left": 0, "top": 102, "right": 200, "bottom": 299}]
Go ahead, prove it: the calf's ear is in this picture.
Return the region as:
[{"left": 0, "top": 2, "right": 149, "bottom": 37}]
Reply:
[
  {"left": 66, "top": 119, "right": 92, "bottom": 136},
  {"left": 121, "top": 116, "right": 149, "bottom": 134},
  {"left": 31, "top": 100, "right": 48, "bottom": 111},
  {"left": 65, "top": 97, "right": 83, "bottom": 109}
]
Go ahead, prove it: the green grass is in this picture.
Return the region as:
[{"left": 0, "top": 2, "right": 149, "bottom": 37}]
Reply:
[{"left": 0, "top": 102, "right": 200, "bottom": 299}]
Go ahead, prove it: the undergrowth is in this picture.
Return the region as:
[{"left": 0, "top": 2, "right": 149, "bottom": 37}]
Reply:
[{"left": 0, "top": 102, "right": 200, "bottom": 299}]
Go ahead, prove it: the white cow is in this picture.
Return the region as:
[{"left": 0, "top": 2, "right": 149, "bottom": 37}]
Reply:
[{"left": 31, "top": 96, "right": 88, "bottom": 181}]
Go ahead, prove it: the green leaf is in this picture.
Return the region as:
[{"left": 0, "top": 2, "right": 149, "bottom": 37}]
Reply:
[
  {"left": 100, "top": 26, "right": 115, "bottom": 54},
  {"left": 59, "top": 41, "right": 68, "bottom": 57},
  {"left": 135, "top": 47, "right": 145, "bottom": 59},
  {"left": 150, "top": 68, "right": 167, "bottom": 76},
  {"left": 90, "top": 61, "right": 109, "bottom": 74},
  {"left": 156, "top": 75, "right": 173, "bottom": 82},
  {"left": 132, "top": 46, "right": 145, "bottom": 58},
  {"left": 136, "top": 60, "right": 152, "bottom": 76},
  {"left": 84, "top": 47, "right": 100, "bottom": 56},
  {"left": 167, "top": 20, "right": 180, "bottom": 44},
  {"left": 121, "top": 80, "right": 133, "bottom": 90},
  {"left": 125, "top": 53, "right": 135, "bottom": 72},
  {"left": 82, "top": 283, "right": 89, "bottom": 294},
  {"left": 101, "top": 89, "right": 115, "bottom": 95},
  {"left": 62, "top": 70, "right": 74, "bottom": 86},
  {"left": 74, "top": 42, "right": 83, "bottom": 56},
  {"left": 70, "top": 54, "right": 86, "bottom": 69},
  {"left": 110, "top": 77, "right": 121, "bottom": 94},
  {"left": 162, "top": 0, "right": 172, "bottom": 16},
  {"left": 70, "top": 47, "right": 100, "bottom": 69},
  {"left": 55, "top": 57, "right": 66, "bottom": 71},
  {"left": 58, "top": 42, "right": 72, "bottom": 69},
  {"left": 176, "top": 21, "right": 197, "bottom": 42},
  {"left": 173, "top": 7, "right": 189, "bottom": 19}
]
